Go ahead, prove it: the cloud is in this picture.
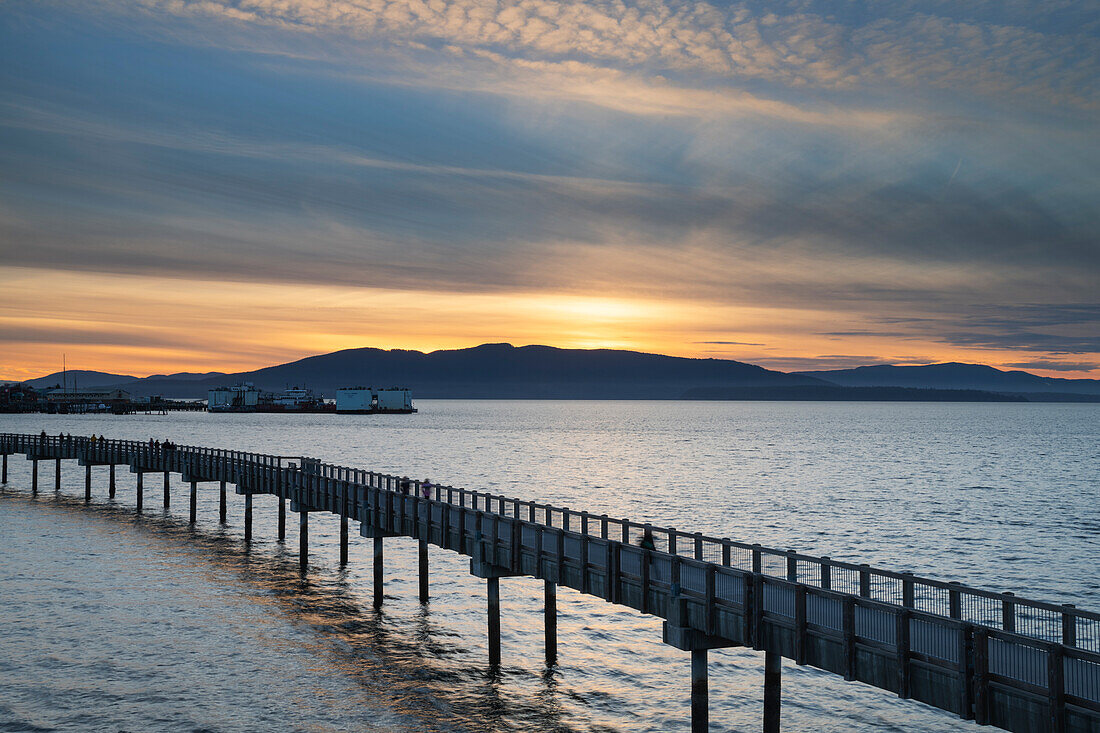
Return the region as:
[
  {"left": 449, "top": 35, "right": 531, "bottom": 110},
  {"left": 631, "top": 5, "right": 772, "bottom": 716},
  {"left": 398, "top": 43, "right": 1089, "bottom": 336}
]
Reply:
[
  {"left": 1002, "top": 360, "right": 1100, "bottom": 372},
  {"left": 122, "top": 0, "right": 1100, "bottom": 110},
  {"left": 694, "top": 341, "right": 766, "bottom": 346}
]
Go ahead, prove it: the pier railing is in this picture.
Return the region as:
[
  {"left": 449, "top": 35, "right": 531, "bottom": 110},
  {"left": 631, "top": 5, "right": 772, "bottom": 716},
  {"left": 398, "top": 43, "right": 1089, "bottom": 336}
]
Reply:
[{"left": 3, "top": 432, "right": 1098, "bottom": 733}]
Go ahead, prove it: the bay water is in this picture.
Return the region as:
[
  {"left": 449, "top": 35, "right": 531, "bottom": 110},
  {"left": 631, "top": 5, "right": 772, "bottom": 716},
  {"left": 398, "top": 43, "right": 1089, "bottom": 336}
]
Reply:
[{"left": 1, "top": 401, "right": 1097, "bottom": 731}]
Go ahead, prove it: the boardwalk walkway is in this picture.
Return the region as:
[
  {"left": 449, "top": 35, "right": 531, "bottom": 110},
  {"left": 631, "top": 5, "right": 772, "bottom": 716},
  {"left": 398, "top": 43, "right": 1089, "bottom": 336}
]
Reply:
[{"left": 2, "top": 432, "right": 1098, "bottom": 732}]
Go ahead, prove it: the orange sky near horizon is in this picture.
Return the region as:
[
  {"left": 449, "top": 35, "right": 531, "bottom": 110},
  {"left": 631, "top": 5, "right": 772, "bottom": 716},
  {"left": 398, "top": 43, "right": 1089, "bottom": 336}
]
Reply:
[{"left": 4, "top": 267, "right": 1096, "bottom": 382}]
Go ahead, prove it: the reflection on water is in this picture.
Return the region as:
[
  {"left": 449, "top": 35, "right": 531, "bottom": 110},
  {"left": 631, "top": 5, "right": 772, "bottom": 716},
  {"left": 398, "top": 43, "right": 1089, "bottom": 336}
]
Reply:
[{"left": 1, "top": 402, "right": 1097, "bottom": 732}]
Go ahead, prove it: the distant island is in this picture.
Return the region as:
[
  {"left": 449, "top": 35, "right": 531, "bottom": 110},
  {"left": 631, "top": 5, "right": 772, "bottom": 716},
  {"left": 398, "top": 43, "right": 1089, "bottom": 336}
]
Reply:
[{"left": 6, "top": 344, "right": 1100, "bottom": 403}]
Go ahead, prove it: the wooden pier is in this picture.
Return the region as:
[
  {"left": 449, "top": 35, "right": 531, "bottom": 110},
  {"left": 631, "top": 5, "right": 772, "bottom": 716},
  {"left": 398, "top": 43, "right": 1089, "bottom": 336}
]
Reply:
[{"left": 2, "top": 432, "right": 1098, "bottom": 732}]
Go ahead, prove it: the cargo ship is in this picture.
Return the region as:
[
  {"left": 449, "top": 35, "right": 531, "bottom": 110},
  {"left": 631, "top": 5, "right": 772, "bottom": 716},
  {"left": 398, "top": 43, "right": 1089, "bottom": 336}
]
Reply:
[
  {"left": 207, "top": 384, "right": 335, "bottom": 413},
  {"left": 335, "top": 387, "right": 416, "bottom": 414}
]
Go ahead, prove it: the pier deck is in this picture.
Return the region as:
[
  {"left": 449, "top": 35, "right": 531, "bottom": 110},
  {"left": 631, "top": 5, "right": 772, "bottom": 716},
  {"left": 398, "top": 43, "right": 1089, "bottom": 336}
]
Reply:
[{"left": 2, "top": 432, "right": 1097, "bottom": 732}]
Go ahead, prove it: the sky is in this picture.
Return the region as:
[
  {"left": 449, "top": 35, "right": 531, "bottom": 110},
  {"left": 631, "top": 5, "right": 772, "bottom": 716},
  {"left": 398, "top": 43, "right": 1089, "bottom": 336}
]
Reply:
[{"left": 1, "top": 0, "right": 1097, "bottom": 380}]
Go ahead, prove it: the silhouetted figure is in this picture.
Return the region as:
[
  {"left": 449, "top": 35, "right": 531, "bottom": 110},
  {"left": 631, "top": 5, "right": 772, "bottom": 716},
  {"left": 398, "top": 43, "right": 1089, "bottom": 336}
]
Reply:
[
  {"left": 400, "top": 477, "right": 411, "bottom": 495},
  {"left": 421, "top": 479, "right": 433, "bottom": 500},
  {"left": 639, "top": 528, "right": 656, "bottom": 552}
]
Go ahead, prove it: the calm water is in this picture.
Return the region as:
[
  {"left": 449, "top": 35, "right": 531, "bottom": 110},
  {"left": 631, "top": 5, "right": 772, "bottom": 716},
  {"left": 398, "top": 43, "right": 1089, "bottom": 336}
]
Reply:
[{"left": 1, "top": 401, "right": 1097, "bottom": 732}]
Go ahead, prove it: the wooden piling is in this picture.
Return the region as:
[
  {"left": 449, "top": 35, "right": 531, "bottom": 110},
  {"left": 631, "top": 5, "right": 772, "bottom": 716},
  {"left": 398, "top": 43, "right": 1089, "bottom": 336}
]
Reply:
[
  {"left": 109, "top": 465, "right": 116, "bottom": 499},
  {"left": 219, "top": 481, "right": 226, "bottom": 524},
  {"left": 545, "top": 580, "right": 557, "bottom": 666},
  {"left": 299, "top": 511, "right": 308, "bottom": 571},
  {"left": 419, "top": 540, "right": 429, "bottom": 603},
  {"left": 189, "top": 480, "right": 197, "bottom": 524},
  {"left": 2, "top": 453, "right": 7, "bottom": 483},
  {"left": 764, "top": 649, "right": 781, "bottom": 733},
  {"left": 31, "top": 458, "right": 38, "bottom": 494},
  {"left": 136, "top": 472, "right": 144, "bottom": 512},
  {"left": 373, "top": 536, "right": 384, "bottom": 608},
  {"left": 340, "top": 515, "right": 349, "bottom": 566},
  {"left": 488, "top": 576, "right": 501, "bottom": 667},
  {"left": 692, "top": 649, "right": 709, "bottom": 733},
  {"left": 278, "top": 497, "right": 286, "bottom": 541},
  {"left": 244, "top": 493, "right": 253, "bottom": 543},
  {"left": 55, "top": 458, "right": 62, "bottom": 491},
  {"left": 84, "top": 464, "right": 91, "bottom": 502},
  {"left": 163, "top": 471, "right": 170, "bottom": 508}
]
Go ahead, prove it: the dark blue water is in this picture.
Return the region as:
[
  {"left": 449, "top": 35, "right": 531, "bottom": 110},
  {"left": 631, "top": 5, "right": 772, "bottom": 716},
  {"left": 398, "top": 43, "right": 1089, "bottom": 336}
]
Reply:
[{"left": 1, "top": 401, "right": 1097, "bottom": 731}]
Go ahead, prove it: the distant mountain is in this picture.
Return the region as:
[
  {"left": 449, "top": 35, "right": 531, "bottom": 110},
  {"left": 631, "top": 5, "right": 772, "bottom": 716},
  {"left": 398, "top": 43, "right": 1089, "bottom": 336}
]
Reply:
[
  {"left": 14, "top": 370, "right": 139, "bottom": 390},
  {"left": 682, "top": 385, "right": 1027, "bottom": 402},
  {"left": 145, "top": 371, "right": 227, "bottom": 382},
  {"left": 10, "top": 348, "right": 1100, "bottom": 402},
  {"left": 796, "top": 363, "right": 1100, "bottom": 396},
  {"left": 91, "top": 343, "right": 826, "bottom": 399}
]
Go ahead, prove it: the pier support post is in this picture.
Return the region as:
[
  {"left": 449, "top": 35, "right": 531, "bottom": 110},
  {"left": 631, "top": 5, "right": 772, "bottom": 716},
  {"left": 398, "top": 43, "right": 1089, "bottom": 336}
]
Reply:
[
  {"left": 299, "top": 511, "right": 309, "bottom": 571},
  {"left": 2, "top": 454, "right": 7, "bottom": 483},
  {"left": 163, "top": 472, "right": 170, "bottom": 508},
  {"left": 136, "top": 472, "right": 144, "bottom": 512},
  {"left": 109, "top": 465, "right": 116, "bottom": 499},
  {"left": 764, "top": 649, "right": 782, "bottom": 733},
  {"left": 55, "top": 458, "right": 61, "bottom": 491},
  {"left": 373, "top": 537, "right": 384, "bottom": 609},
  {"left": 84, "top": 465, "right": 91, "bottom": 503},
  {"left": 545, "top": 580, "right": 558, "bottom": 666},
  {"left": 278, "top": 497, "right": 286, "bottom": 541},
  {"left": 418, "top": 540, "right": 429, "bottom": 604},
  {"left": 244, "top": 494, "right": 253, "bottom": 543},
  {"left": 340, "top": 515, "right": 349, "bottom": 566},
  {"left": 487, "top": 576, "right": 501, "bottom": 667},
  {"left": 219, "top": 481, "right": 226, "bottom": 524},
  {"left": 32, "top": 459, "right": 38, "bottom": 494},
  {"left": 189, "top": 481, "right": 197, "bottom": 524},
  {"left": 692, "top": 649, "right": 709, "bottom": 733}
]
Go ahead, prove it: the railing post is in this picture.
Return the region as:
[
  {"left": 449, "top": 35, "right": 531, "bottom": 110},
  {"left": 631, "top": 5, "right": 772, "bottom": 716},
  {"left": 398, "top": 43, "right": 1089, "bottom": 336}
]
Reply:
[
  {"left": 1061, "top": 605, "right": 1077, "bottom": 646},
  {"left": 786, "top": 552, "right": 797, "bottom": 582},
  {"left": 949, "top": 583, "right": 962, "bottom": 619},
  {"left": 973, "top": 627, "right": 989, "bottom": 725},
  {"left": 897, "top": 608, "right": 911, "bottom": 699},
  {"left": 1049, "top": 643, "right": 1066, "bottom": 733},
  {"left": 820, "top": 557, "right": 831, "bottom": 590},
  {"left": 902, "top": 572, "right": 915, "bottom": 608},
  {"left": 859, "top": 564, "right": 871, "bottom": 598},
  {"left": 1002, "top": 592, "right": 1016, "bottom": 633},
  {"left": 794, "top": 585, "right": 807, "bottom": 664},
  {"left": 843, "top": 596, "right": 856, "bottom": 680}
]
